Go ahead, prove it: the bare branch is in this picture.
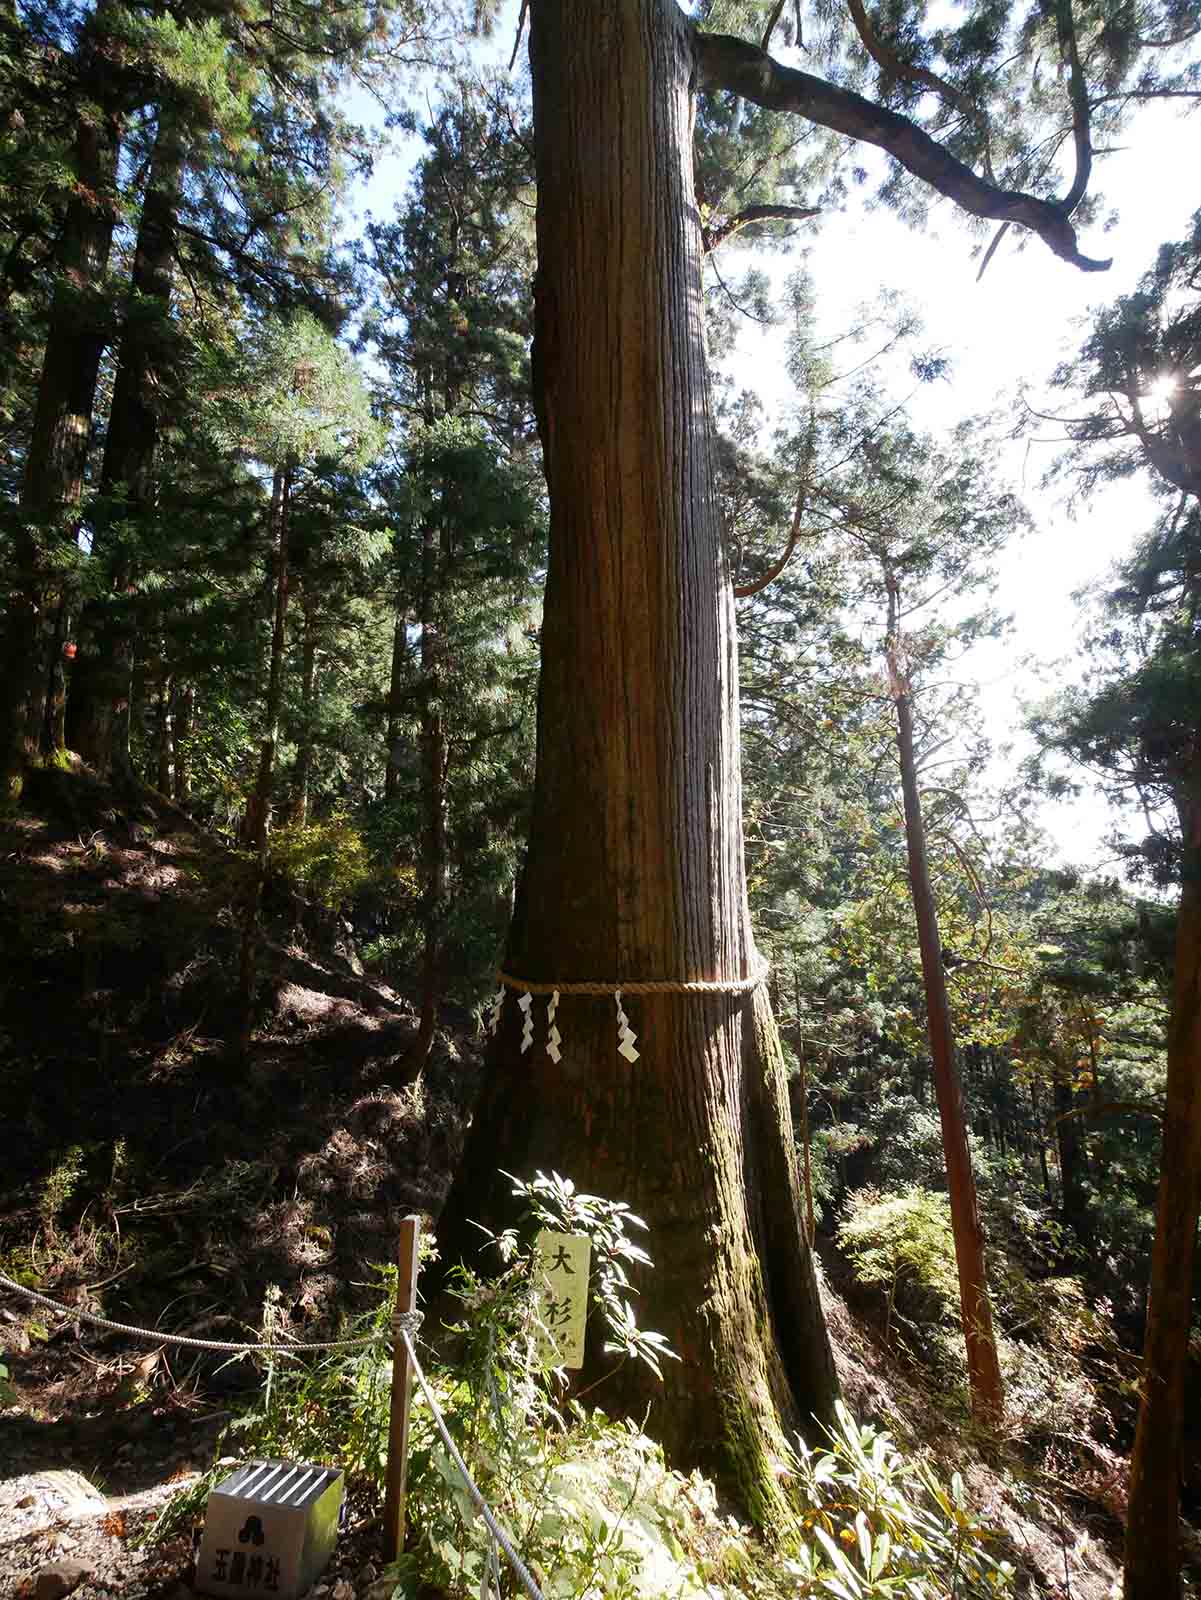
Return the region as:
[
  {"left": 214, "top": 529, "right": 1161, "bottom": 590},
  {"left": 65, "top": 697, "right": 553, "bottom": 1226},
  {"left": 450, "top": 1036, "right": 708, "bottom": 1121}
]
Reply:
[
  {"left": 734, "top": 472, "right": 807, "bottom": 598},
  {"left": 693, "top": 28, "right": 1111, "bottom": 272},
  {"left": 508, "top": 0, "right": 529, "bottom": 71},
  {"left": 704, "top": 201, "right": 820, "bottom": 251},
  {"left": 1052, "top": 0, "right": 1093, "bottom": 215},
  {"left": 1091, "top": 87, "right": 1201, "bottom": 104},
  {"left": 706, "top": 249, "right": 776, "bottom": 322},
  {"left": 975, "top": 220, "right": 1011, "bottom": 282},
  {"left": 760, "top": 0, "right": 787, "bottom": 51},
  {"left": 1135, "top": 23, "right": 1201, "bottom": 46}
]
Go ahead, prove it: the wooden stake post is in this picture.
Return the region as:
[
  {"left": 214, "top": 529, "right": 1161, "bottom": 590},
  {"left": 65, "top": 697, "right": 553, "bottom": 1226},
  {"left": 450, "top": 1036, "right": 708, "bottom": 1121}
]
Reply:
[{"left": 382, "top": 1214, "right": 420, "bottom": 1565}]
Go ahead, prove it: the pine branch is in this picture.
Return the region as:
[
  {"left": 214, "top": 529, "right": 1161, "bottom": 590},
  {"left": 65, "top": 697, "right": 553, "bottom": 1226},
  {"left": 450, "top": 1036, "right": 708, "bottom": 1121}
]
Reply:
[
  {"left": 693, "top": 28, "right": 1111, "bottom": 272},
  {"left": 843, "top": 0, "right": 980, "bottom": 130}
]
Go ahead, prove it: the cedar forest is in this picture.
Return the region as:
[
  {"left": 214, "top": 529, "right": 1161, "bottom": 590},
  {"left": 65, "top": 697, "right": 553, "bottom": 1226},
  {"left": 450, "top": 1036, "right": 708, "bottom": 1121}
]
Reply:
[{"left": 0, "top": 2, "right": 1199, "bottom": 1599}]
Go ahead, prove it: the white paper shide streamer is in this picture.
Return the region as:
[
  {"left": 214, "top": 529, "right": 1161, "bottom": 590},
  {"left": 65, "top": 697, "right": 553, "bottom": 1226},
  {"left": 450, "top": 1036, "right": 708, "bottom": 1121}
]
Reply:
[
  {"left": 614, "top": 988, "right": 639, "bottom": 1062},
  {"left": 546, "top": 989, "right": 562, "bottom": 1063},
  {"left": 518, "top": 991, "right": 534, "bottom": 1053},
  {"left": 487, "top": 986, "right": 506, "bottom": 1036}
]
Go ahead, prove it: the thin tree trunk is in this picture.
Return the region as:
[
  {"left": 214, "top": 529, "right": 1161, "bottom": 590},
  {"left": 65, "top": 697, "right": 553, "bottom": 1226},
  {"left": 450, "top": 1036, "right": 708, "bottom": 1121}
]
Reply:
[
  {"left": 1124, "top": 782, "right": 1201, "bottom": 1600},
  {"left": 172, "top": 679, "right": 194, "bottom": 804},
  {"left": 291, "top": 582, "right": 317, "bottom": 828},
  {"left": 1053, "top": 1063, "right": 1092, "bottom": 1245},
  {"left": 1, "top": 1, "right": 121, "bottom": 798},
  {"left": 410, "top": 517, "right": 449, "bottom": 1069},
  {"left": 155, "top": 671, "right": 172, "bottom": 793},
  {"left": 69, "top": 114, "right": 184, "bottom": 777},
  {"left": 384, "top": 610, "right": 408, "bottom": 802},
  {"left": 43, "top": 601, "right": 70, "bottom": 755},
  {"left": 437, "top": 0, "right": 836, "bottom": 1518},
  {"left": 238, "top": 463, "right": 291, "bottom": 1050},
  {"left": 798, "top": 1033, "right": 816, "bottom": 1247},
  {"left": 1032, "top": 1077, "right": 1053, "bottom": 1202},
  {"left": 886, "top": 573, "right": 1004, "bottom": 1428}
]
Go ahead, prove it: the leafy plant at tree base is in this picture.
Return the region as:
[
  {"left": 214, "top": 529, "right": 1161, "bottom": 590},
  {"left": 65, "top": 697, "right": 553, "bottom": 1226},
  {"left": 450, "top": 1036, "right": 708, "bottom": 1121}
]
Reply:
[
  {"left": 136, "top": 1171, "right": 1026, "bottom": 1599},
  {"left": 495, "top": 1170, "right": 682, "bottom": 1377},
  {"left": 786, "top": 1402, "right": 1015, "bottom": 1598}
]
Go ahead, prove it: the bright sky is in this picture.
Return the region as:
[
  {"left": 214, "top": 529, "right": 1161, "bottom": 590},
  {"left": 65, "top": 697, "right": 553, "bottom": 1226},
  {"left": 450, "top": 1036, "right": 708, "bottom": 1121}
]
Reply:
[
  {"left": 721, "top": 98, "right": 1200, "bottom": 872},
  {"left": 349, "top": 7, "right": 1200, "bottom": 876}
]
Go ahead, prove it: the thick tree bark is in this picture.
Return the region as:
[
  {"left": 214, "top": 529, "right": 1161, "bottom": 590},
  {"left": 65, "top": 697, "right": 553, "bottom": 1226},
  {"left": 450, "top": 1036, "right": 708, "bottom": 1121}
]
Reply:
[
  {"left": 69, "top": 115, "right": 184, "bottom": 777},
  {"left": 1, "top": 2, "right": 121, "bottom": 798},
  {"left": 437, "top": 0, "right": 836, "bottom": 1520},
  {"left": 1124, "top": 781, "right": 1201, "bottom": 1600},
  {"left": 887, "top": 577, "right": 1004, "bottom": 1428}
]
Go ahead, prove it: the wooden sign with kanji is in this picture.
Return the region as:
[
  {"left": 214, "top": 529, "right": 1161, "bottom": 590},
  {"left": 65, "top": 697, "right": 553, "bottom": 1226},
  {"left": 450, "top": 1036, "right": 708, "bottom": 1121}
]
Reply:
[{"left": 532, "top": 1230, "right": 590, "bottom": 1369}]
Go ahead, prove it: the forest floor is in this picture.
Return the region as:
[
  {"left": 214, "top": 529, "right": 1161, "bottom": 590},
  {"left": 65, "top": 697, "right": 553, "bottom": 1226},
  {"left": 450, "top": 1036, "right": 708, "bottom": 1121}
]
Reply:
[{"left": 0, "top": 766, "right": 1171, "bottom": 1600}]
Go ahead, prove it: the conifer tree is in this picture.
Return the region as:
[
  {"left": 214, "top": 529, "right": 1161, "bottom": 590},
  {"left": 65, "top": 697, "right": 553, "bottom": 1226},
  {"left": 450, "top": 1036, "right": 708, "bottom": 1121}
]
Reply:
[
  {"left": 1041, "top": 208, "right": 1201, "bottom": 1600},
  {"left": 201, "top": 312, "right": 382, "bottom": 1043},
  {"left": 362, "top": 83, "right": 543, "bottom": 1064},
  {"left": 438, "top": 0, "right": 1179, "bottom": 1506}
]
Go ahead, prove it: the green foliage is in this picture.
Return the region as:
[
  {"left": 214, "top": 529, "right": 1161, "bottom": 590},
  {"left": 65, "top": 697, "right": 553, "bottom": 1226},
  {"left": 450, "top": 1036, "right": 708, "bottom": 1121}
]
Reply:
[
  {"left": 494, "top": 1170, "right": 681, "bottom": 1380},
  {"left": 146, "top": 1174, "right": 697, "bottom": 1600},
  {"left": 838, "top": 1184, "right": 1121, "bottom": 1462},
  {"left": 203, "top": 313, "right": 385, "bottom": 476},
  {"left": 269, "top": 812, "right": 373, "bottom": 908},
  {"left": 39, "top": 1145, "right": 87, "bottom": 1231},
  {"left": 786, "top": 1402, "right": 1015, "bottom": 1598},
  {"left": 838, "top": 1186, "right": 961, "bottom": 1337}
]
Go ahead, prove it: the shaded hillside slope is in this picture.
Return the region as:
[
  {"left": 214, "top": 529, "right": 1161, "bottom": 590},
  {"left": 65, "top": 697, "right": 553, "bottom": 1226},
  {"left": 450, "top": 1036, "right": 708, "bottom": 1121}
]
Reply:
[{"left": 0, "top": 766, "right": 479, "bottom": 1361}]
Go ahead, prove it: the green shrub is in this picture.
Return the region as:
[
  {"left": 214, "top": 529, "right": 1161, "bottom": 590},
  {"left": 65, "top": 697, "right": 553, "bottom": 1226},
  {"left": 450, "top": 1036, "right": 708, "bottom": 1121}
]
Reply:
[
  {"left": 39, "top": 1145, "right": 88, "bottom": 1231},
  {"left": 786, "top": 1402, "right": 1016, "bottom": 1598},
  {"left": 145, "top": 1171, "right": 690, "bottom": 1599},
  {"left": 837, "top": 1186, "right": 960, "bottom": 1342},
  {"left": 269, "top": 812, "right": 372, "bottom": 907},
  {"left": 145, "top": 1172, "right": 1026, "bottom": 1599}
]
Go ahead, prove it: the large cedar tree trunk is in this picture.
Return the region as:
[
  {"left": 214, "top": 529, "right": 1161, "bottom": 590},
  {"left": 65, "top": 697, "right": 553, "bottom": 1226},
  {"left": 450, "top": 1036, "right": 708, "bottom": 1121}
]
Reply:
[
  {"left": 437, "top": 0, "right": 836, "bottom": 1520},
  {"left": 886, "top": 577, "right": 1004, "bottom": 1427},
  {"left": 1124, "top": 781, "right": 1201, "bottom": 1600}
]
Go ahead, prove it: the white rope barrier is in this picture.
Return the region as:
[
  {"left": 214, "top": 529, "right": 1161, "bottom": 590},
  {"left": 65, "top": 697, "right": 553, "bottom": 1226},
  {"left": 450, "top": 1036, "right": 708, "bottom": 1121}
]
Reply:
[
  {"left": 2, "top": 1270, "right": 543, "bottom": 1599},
  {"left": 400, "top": 1327, "right": 545, "bottom": 1600},
  {"left": 0, "top": 1271, "right": 393, "bottom": 1353}
]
